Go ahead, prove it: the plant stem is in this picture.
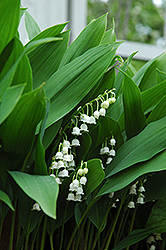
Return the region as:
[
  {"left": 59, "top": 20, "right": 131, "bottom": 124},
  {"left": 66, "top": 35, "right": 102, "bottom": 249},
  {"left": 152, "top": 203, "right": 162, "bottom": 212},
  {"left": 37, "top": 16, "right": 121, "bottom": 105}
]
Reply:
[
  {"left": 66, "top": 197, "right": 100, "bottom": 250},
  {"left": 126, "top": 206, "right": 137, "bottom": 250},
  {"left": 104, "top": 191, "right": 127, "bottom": 250},
  {"left": 40, "top": 216, "right": 47, "bottom": 250},
  {"left": 50, "top": 232, "right": 54, "bottom": 250},
  {"left": 59, "top": 201, "right": 68, "bottom": 250},
  {"left": 113, "top": 207, "right": 128, "bottom": 247},
  {"left": 8, "top": 210, "right": 16, "bottom": 250}
]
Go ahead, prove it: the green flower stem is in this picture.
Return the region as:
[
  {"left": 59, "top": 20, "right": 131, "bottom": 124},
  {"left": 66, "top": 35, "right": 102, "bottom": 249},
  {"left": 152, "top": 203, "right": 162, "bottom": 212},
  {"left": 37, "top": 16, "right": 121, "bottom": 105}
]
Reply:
[
  {"left": 83, "top": 219, "right": 91, "bottom": 250},
  {"left": 59, "top": 201, "right": 68, "bottom": 250},
  {"left": 0, "top": 204, "right": 6, "bottom": 239},
  {"left": 75, "top": 216, "right": 87, "bottom": 250},
  {"left": 66, "top": 197, "right": 100, "bottom": 250},
  {"left": 104, "top": 190, "right": 127, "bottom": 250},
  {"left": 125, "top": 205, "right": 137, "bottom": 250},
  {"left": 113, "top": 207, "right": 128, "bottom": 248},
  {"left": 88, "top": 223, "right": 95, "bottom": 250},
  {"left": 8, "top": 210, "right": 16, "bottom": 250},
  {"left": 49, "top": 232, "right": 54, "bottom": 250},
  {"left": 40, "top": 216, "right": 47, "bottom": 250},
  {"left": 91, "top": 196, "right": 117, "bottom": 250},
  {"left": 30, "top": 214, "right": 43, "bottom": 250}
]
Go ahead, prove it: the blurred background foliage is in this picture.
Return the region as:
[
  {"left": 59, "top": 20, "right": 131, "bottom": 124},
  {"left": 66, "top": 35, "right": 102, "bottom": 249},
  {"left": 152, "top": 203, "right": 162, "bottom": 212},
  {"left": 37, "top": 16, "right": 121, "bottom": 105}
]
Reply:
[
  {"left": 88, "top": 0, "right": 165, "bottom": 70},
  {"left": 88, "top": 0, "right": 164, "bottom": 45}
]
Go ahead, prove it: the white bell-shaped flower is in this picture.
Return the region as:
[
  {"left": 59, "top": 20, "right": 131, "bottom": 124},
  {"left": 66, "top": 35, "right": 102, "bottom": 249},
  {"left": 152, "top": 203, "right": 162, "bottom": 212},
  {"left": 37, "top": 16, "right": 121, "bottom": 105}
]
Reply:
[
  {"left": 80, "top": 114, "right": 91, "bottom": 123},
  {"left": 129, "top": 185, "right": 137, "bottom": 195},
  {"left": 57, "top": 160, "right": 65, "bottom": 168},
  {"left": 72, "top": 127, "right": 82, "bottom": 136},
  {"left": 62, "top": 146, "right": 68, "bottom": 155},
  {"left": 102, "top": 147, "right": 110, "bottom": 154},
  {"left": 55, "top": 151, "right": 63, "bottom": 160},
  {"left": 58, "top": 169, "right": 69, "bottom": 177},
  {"left": 74, "top": 194, "right": 82, "bottom": 202},
  {"left": 99, "top": 108, "right": 106, "bottom": 116},
  {"left": 93, "top": 110, "right": 100, "bottom": 119},
  {"left": 80, "top": 123, "right": 89, "bottom": 132},
  {"left": 63, "top": 154, "right": 72, "bottom": 162},
  {"left": 32, "top": 203, "right": 41, "bottom": 211},
  {"left": 67, "top": 193, "right": 75, "bottom": 201},
  {"left": 76, "top": 186, "right": 84, "bottom": 195},
  {"left": 51, "top": 161, "right": 58, "bottom": 169},
  {"left": 83, "top": 167, "right": 88, "bottom": 174},
  {"left": 127, "top": 201, "right": 135, "bottom": 208},
  {"left": 80, "top": 176, "right": 87, "bottom": 185},
  {"left": 138, "top": 186, "right": 145, "bottom": 192},
  {"left": 50, "top": 174, "right": 56, "bottom": 178},
  {"left": 78, "top": 169, "right": 84, "bottom": 176},
  {"left": 110, "top": 138, "right": 116, "bottom": 146},
  {"left": 71, "top": 139, "right": 80, "bottom": 147},
  {"left": 69, "top": 160, "right": 75, "bottom": 167},
  {"left": 55, "top": 177, "right": 62, "bottom": 185},
  {"left": 109, "top": 149, "right": 116, "bottom": 156},
  {"left": 109, "top": 97, "right": 116, "bottom": 104},
  {"left": 63, "top": 140, "right": 71, "bottom": 148},
  {"left": 136, "top": 196, "right": 145, "bottom": 204},
  {"left": 89, "top": 116, "right": 96, "bottom": 124},
  {"left": 101, "top": 100, "right": 109, "bottom": 109},
  {"left": 73, "top": 179, "right": 79, "bottom": 188},
  {"left": 106, "top": 157, "right": 113, "bottom": 165}
]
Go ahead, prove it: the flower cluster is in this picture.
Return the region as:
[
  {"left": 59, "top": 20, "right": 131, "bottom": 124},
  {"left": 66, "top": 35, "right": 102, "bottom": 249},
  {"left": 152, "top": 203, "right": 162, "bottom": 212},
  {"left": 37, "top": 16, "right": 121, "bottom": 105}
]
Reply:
[
  {"left": 127, "top": 181, "right": 146, "bottom": 209},
  {"left": 146, "top": 233, "right": 162, "bottom": 250},
  {"left": 67, "top": 162, "right": 88, "bottom": 202},
  {"left": 48, "top": 89, "right": 116, "bottom": 202},
  {"left": 99, "top": 136, "right": 116, "bottom": 167}
]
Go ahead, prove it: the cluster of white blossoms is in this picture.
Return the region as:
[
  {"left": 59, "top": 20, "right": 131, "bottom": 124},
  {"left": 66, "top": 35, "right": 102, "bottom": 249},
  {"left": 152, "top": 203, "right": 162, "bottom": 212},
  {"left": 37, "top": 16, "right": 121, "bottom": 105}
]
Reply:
[
  {"left": 47, "top": 89, "right": 116, "bottom": 202},
  {"left": 146, "top": 233, "right": 162, "bottom": 250},
  {"left": 67, "top": 161, "right": 88, "bottom": 202},
  {"left": 128, "top": 181, "right": 146, "bottom": 209},
  {"left": 99, "top": 136, "right": 116, "bottom": 168}
]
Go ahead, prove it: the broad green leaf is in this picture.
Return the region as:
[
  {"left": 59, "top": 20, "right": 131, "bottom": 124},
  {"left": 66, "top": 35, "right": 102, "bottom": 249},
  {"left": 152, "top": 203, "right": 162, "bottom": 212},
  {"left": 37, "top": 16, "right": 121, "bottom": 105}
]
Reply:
[
  {"left": 84, "top": 159, "right": 105, "bottom": 198},
  {"left": 0, "top": 190, "right": 14, "bottom": 211},
  {"left": 0, "top": 86, "right": 46, "bottom": 176},
  {"left": 0, "top": 37, "right": 33, "bottom": 93},
  {"left": 42, "top": 119, "right": 62, "bottom": 149},
  {"left": 97, "top": 149, "right": 166, "bottom": 196},
  {"left": 0, "top": 38, "right": 15, "bottom": 74},
  {"left": 114, "top": 51, "right": 138, "bottom": 96},
  {"left": 34, "top": 100, "right": 50, "bottom": 175},
  {"left": 29, "top": 30, "right": 70, "bottom": 89},
  {"left": 59, "top": 14, "right": 108, "bottom": 67},
  {"left": 133, "top": 53, "right": 166, "bottom": 90},
  {"left": 0, "top": 0, "right": 20, "bottom": 54},
  {"left": 0, "top": 84, "right": 25, "bottom": 125},
  {"left": 105, "top": 116, "right": 166, "bottom": 178},
  {"left": 26, "top": 22, "right": 67, "bottom": 44},
  {"left": 76, "top": 132, "right": 92, "bottom": 162},
  {"left": 146, "top": 197, "right": 166, "bottom": 233},
  {"left": 146, "top": 95, "right": 166, "bottom": 124},
  {"left": 45, "top": 43, "right": 122, "bottom": 128},
  {"left": 112, "top": 228, "right": 157, "bottom": 250},
  {"left": 156, "top": 68, "right": 166, "bottom": 83},
  {"left": 25, "top": 11, "right": 41, "bottom": 40},
  {"left": 100, "top": 19, "right": 116, "bottom": 45},
  {"left": 0, "top": 37, "right": 62, "bottom": 101},
  {"left": 122, "top": 72, "right": 146, "bottom": 139},
  {"left": 142, "top": 79, "right": 166, "bottom": 113},
  {"left": 88, "top": 196, "right": 109, "bottom": 229},
  {"left": 145, "top": 171, "right": 166, "bottom": 202},
  {"left": 9, "top": 171, "right": 59, "bottom": 219}
]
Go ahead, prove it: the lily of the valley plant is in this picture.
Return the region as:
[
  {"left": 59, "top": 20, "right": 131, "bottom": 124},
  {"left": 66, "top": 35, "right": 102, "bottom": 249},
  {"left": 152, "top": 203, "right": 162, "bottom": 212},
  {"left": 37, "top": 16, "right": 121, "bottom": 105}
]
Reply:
[{"left": 1, "top": 1, "right": 166, "bottom": 250}]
